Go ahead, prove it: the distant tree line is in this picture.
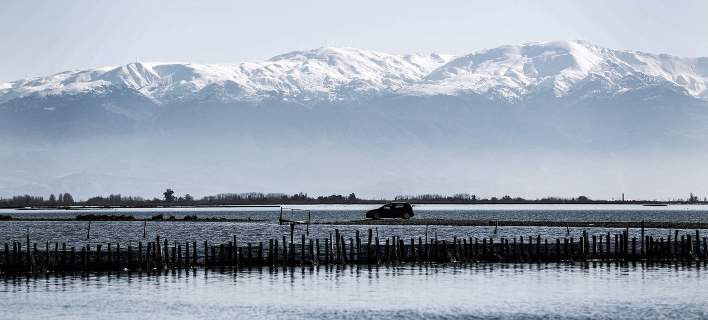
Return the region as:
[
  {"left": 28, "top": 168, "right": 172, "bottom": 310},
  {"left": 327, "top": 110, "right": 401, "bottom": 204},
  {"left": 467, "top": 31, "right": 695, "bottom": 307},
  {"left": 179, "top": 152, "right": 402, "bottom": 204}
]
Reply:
[
  {"left": 0, "top": 193, "right": 75, "bottom": 207},
  {"left": 1, "top": 190, "right": 706, "bottom": 208}
]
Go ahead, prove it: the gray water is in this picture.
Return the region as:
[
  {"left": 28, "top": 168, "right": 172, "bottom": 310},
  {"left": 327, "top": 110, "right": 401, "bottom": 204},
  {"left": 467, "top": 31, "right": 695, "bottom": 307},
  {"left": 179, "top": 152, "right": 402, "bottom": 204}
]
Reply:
[
  {"left": 1, "top": 204, "right": 707, "bottom": 248},
  {"left": 1, "top": 264, "right": 707, "bottom": 320},
  {"left": 4, "top": 204, "right": 708, "bottom": 222}
]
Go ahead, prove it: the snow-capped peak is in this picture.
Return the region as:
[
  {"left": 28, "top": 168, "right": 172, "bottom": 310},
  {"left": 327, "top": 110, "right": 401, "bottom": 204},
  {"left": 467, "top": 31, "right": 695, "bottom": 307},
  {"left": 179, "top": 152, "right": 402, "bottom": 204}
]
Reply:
[
  {"left": 0, "top": 47, "right": 454, "bottom": 104},
  {"left": 406, "top": 40, "right": 708, "bottom": 101},
  {"left": 1, "top": 41, "right": 707, "bottom": 105}
]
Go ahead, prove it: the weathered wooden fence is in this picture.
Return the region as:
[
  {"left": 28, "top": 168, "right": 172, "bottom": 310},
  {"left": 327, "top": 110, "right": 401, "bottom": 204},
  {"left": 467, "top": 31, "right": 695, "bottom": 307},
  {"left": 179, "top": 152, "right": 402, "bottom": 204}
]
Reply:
[{"left": 2, "top": 229, "right": 707, "bottom": 275}]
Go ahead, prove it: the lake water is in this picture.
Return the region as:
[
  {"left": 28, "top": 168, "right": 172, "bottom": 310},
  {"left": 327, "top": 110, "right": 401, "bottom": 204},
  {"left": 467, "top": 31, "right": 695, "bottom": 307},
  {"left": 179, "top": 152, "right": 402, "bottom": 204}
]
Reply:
[
  {"left": 1, "top": 204, "right": 707, "bottom": 248},
  {"left": 4, "top": 204, "right": 708, "bottom": 222},
  {"left": 1, "top": 264, "right": 707, "bottom": 320},
  {"left": 2, "top": 205, "right": 707, "bottom": 319}
]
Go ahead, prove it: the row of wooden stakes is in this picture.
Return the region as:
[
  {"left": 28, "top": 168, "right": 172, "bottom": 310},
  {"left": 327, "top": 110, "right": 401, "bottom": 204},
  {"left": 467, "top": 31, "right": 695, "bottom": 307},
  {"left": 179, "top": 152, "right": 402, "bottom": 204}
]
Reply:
[{"left": 2, "top": 229, "right": 707, "bottom": 274}]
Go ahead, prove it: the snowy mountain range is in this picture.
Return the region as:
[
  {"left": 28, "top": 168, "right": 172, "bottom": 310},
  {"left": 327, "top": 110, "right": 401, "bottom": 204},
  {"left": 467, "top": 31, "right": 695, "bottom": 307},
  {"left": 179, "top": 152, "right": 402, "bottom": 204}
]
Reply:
[
  {"left": 2, "top": 40, "right": 708, "bottom": 199},
  {"left": 2, "top": 40, "right": 707, "bottom": 106}
]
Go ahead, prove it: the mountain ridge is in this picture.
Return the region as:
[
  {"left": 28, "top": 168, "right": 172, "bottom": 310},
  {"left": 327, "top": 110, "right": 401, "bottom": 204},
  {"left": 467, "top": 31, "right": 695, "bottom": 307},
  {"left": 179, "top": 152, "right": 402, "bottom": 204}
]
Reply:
[
  {"left": 2, "top": 40, "right": 707, "bottom": 106},
  {"left": 3, "top": 41, "right": 708, "bottom": 199}
]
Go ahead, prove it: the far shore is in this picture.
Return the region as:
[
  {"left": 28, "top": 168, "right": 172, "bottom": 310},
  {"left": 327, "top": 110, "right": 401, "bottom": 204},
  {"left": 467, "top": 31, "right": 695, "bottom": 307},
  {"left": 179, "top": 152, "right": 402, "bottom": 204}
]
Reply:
[{"left": 2, "top": 202, "right": 705, "bottom": 211}]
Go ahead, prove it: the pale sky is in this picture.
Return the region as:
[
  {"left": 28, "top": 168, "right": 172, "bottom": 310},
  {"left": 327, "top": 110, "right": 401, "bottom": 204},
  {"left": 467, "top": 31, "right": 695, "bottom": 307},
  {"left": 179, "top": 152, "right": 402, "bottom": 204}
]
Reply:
[{"left": 1, "top": 0, "right": 707, "bottom": 83}]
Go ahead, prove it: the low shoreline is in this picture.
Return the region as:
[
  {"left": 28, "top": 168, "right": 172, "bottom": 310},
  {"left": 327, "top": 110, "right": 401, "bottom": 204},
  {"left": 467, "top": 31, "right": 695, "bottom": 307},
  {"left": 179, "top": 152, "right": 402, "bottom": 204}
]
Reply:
[
  {"left": 1, "top": 217, "right": 708, "bottom": 229},
  {"left": 318, "top": 219, "right": 708, "bottom": 229},
  {"left": 3, "top": 202, "right": 707, "bottom": 210}
]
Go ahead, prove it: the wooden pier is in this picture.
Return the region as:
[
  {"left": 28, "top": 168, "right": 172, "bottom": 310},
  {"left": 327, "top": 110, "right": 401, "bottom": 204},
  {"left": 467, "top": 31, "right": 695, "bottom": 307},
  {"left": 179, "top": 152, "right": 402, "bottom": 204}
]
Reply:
[{"left": 2, "top": 229, "right": 707, "bottom": 275}]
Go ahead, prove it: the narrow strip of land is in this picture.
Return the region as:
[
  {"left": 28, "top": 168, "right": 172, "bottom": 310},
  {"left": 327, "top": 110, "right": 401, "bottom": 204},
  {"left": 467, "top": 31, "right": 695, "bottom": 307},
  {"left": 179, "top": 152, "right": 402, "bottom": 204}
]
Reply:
[{"left": 318, "top": 219, "right": 708, "bottom": 229}]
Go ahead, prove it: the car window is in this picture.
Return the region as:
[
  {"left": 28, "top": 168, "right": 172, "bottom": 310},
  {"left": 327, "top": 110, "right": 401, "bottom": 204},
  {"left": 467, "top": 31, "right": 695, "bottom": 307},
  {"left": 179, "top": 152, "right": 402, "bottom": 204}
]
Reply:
[
  {"left": 383, "top": 205, "right": 391, "bottom": 209},
  {"left": 395, "top": 204, "right": 404, "bottom": 208}
]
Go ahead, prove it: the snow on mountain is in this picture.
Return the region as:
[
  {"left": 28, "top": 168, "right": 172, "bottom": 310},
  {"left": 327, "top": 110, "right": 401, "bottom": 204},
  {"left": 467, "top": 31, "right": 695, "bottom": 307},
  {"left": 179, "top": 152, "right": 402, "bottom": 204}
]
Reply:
[
  {"left": 0, "top": 47, "right": 453, "bottom": 104},
  {"left": 1, "top": 41, "right": 707, "bottom": 105},
  {"left": 405, "top": 40, "right": 708, "bottom": 101}
]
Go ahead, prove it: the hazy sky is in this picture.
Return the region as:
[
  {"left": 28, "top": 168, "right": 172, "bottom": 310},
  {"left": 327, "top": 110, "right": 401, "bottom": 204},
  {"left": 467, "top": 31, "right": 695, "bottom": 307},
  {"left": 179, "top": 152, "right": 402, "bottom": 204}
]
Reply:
[{"left": 1, "top": 0, "right": 707, "bottom": 83}]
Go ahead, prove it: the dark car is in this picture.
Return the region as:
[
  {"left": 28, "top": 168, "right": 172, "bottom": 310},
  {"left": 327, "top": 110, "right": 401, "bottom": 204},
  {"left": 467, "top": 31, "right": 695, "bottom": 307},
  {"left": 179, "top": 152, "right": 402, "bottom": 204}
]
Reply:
[{"left": 366, "top": 202, "right": 414, "bottom": 219}]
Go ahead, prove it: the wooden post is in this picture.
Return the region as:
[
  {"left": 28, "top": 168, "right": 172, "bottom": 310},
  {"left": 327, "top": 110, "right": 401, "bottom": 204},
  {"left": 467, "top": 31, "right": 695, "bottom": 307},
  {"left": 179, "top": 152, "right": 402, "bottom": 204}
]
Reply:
[
  {"left": 116, "top": 243, "right": 121, "bottom": 269},
  {"left": 61, "top": 243, "right": 66, "bottom": 271},
  {"left": 192, "top": 241, "right": 197, "bottom": 267},
  {"left": 4, "top": 243, "right": 9, "bottom": 269},
  {"left": 258, "top": 241, "right": 263, "bottom": 265},
  {"left": 53, "top": 242, "right": 59, "bottom": 268},
  {"left": 70, "top": 246, "right": 75, "bottom": 271},
  {"left": 283, "top": 236, "right": 288, "bottom": 265},
  {"left": 211, "top": 246, "right": 216, "bottom": 268},
  {"left": 544, "top": 239, "right": 549, "bottom": 260},
  {"left": 356, "top": 230, "right": 361, "bottom": 263},
  {"left": 235, "top": 240, "right": 241, "bottom": 268},
  {"left": 341, "top": 235, "right": 347, "bottom": 263},
  {"left": 108, "top": 243, "right": 113, "bottom": 268},
  {"left": 176, "top": 244, "right": 181, "bottom": 269},
  {"left": 411, "top": 238, "right": 416, "bottom": 262},
  {"left": 25, "top": 231, "right": 32, "bottom": 271},
  {"left": 204, "top": 241, "right": 209, "bottom": 268},
  {"left": 315, "top": 239, "right": 320, "bottom": 265},
  {"left": 592, "top": 235, "right": 597, "bottom": 258},
  {"left": 368, "top": 229, "right": 373, "bottom": 264},
  {"left": 606, "top": 232, "right": 610, "bottom": 260},
  {"left": 324, "top": 238, "right": 329, "bottom": 264},
  {"left": 146, "top": 242, "right": 151, "bottom": 270},
  {"left": 274, "top": 239, "right": 279, "bottom": 266},
  {"left": 128, "top": 243, "right": 133, "bottom": 269},
  {"left": 97, "top": 244, "right": 103, "bottom": 268},
  {"left": 536, "top": 235, "right": 542, "bottom": 261},
  {"left": 301, "top": 234, "right": 306, "bottom": 266},
  {"left": 228, "top": 241, "right": 233, "bottom": 265},
  {"left": 176, "top": 245, "right": 182, "bottom": 269},
  {"left": 334, "top": 229, "right": 340, "bottom": 264},
  {"left": 269, "top": 239, "right": 274, "bottom": 266},
  {"left": 640, "top": 220, "right": 645, "bottom": 256},
  {"left": 162, "top": 240, "right": 168, "bottom": 269},
  {"left": 308, "top": 239, "right": 314, "bottom": 265},
  {"left": 45, "top": 241, "right": 50, "bottom": 268}
]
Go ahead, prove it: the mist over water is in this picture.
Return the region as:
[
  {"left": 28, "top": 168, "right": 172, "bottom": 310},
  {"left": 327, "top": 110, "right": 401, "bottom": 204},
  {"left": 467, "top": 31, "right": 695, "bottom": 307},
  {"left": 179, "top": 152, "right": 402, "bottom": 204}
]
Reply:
[{"left": 2, "top": 135, "right": 708, "bottom": 200}]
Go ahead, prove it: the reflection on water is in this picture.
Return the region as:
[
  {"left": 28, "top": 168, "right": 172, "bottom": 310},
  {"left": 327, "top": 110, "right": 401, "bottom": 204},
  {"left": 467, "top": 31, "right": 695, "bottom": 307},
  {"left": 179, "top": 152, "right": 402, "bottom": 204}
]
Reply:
[{"left": 2, "top": 264, "right": 707, "bottom": 320}]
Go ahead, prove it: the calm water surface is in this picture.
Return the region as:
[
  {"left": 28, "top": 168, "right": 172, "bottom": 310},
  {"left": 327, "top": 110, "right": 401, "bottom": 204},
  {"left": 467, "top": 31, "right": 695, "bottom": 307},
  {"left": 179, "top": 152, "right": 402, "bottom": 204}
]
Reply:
[
  {"left": 3, "top": 204, "right": 708, "bottom": 222},
  {"left": 1, "top": 204, "right": 707, "bottom": 248},
  {"left": 1, "top": 264, "right": 707, "bottom": 320}
]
